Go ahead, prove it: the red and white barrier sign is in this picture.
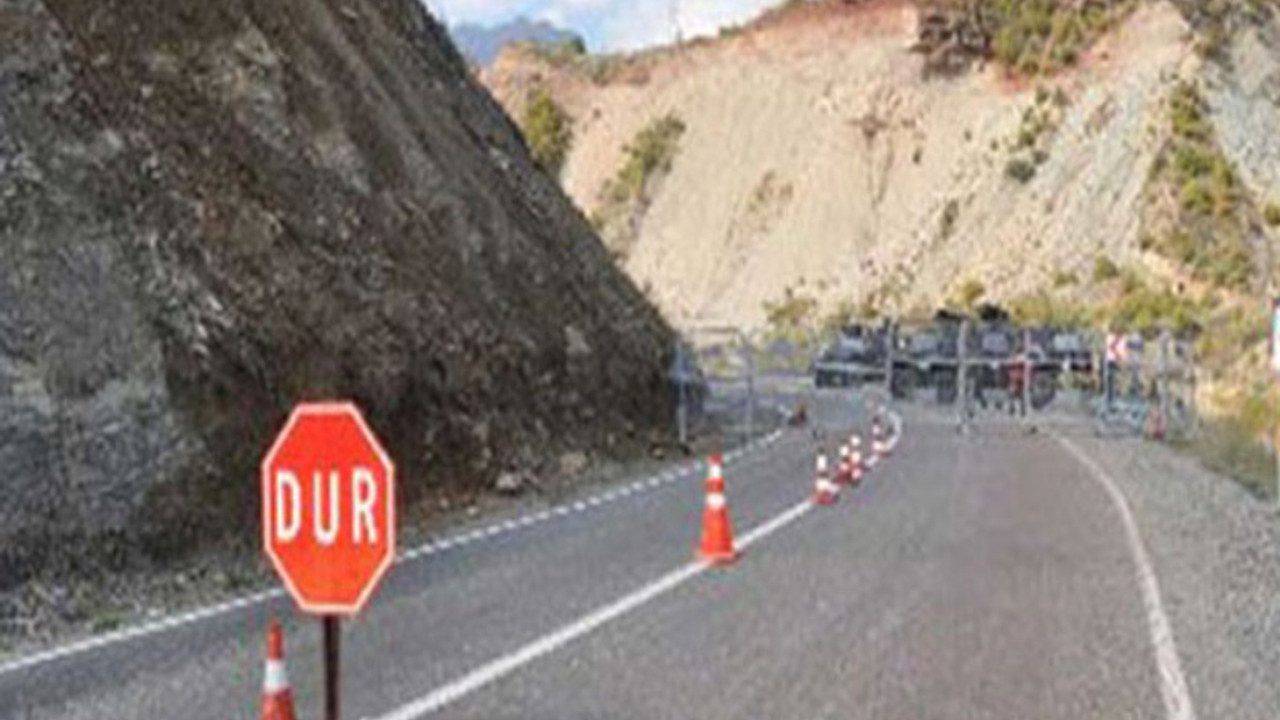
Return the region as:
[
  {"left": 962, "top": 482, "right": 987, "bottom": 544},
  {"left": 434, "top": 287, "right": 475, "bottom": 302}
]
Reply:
[{"left": 1105, "top": 333, "right": 1128, "bottom": 364}]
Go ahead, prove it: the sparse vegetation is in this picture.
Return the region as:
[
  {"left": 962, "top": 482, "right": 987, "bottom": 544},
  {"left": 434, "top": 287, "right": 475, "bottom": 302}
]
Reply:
[
  {"left": 591, "top": 115, "right": 687, "bottom": 258},
  {"left": 1004, "top": 88, "right": 1067, "bottom": 184},
  {"left": 821, "top": 299, "right": 859, "bottom": 334},
  {"left": 940, "top": 198, "right": 961, "bottom": 238},
  {"left": 917, "top": 0, "right": 1135, "bottom": 76},
  {"left": 1148, "top": 81, "right": 1257, "bottom": 293},
  {"left": 954, "top": 277, "right": 986, "bottom": 309},
  {"left": 1105, "top": 278, "right": 1202, "bottom": 335},
  {"left": 1009, "top": 291, "right": 1091, "bottom": 327},
  {"left": 521, "top": 36, "right": 589, "bottom": 66},
  {"left": 520, "top": 88, "right": 573, "bottom": 176},
  {"left": 603, "top": 115, "right": 687, "bottom": 205},
  {"left": 1180, "top": 414, "right": 1276, "bottom": 498},
  {"left": 1093, "top": 255, "right": 1120, "bottom": 282},
  {"left": 1005, "top": 157, "right": 1037, "bottom": 183},
  {"left": 1265, "top": 201, "right": 1280, "bottom": 227},
  {"left": 1051, "top": 269, "right": 1079, "bottom": 288},
  {"left": 764, "top": 286, "right": 819, "bottom": 332}
]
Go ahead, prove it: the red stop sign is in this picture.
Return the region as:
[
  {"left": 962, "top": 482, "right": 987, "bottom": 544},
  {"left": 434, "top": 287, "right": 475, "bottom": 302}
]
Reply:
[{"left": 261, "top": 402, "right": 396, "bottom": 616}]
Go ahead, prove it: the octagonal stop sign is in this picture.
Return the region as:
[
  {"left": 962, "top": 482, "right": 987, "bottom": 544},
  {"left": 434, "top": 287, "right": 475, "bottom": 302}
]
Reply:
[{"left": 262, "top": 402, "right": 396, "bottom": 616}]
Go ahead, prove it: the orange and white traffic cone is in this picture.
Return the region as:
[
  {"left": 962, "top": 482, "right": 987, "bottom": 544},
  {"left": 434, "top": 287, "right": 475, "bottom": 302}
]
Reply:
[
  {"left": 836, "top": 444, "right": 852, "bottom": 486},
  {"left": 697, "top": 454, "right": 738, "bottom": 564},
  {"left": 260, "top": 619, "right": 296, "bottom": 720},
  {"left": 811, "top": 451, "right": 838, "bottom": 506},
  {"left": 849, "top": 433, "right": 864, "bottom": 486}
]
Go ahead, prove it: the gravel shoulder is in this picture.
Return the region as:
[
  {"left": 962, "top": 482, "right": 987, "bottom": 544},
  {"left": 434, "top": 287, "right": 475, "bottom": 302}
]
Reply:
[{"left": 1049, "top": 417, "right": 1280, "bottom": 720}]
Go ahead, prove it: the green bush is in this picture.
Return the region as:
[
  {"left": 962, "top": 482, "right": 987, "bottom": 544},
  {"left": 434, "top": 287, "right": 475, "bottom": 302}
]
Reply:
[
  {"left": 1265, "top": 202, "right": 1280, "bottom": 227},
  {"left": 1052, "top": 269, "right": 1078, "bottom": 288},
  {"left": 1005, "top": 157, "right": 1037, "bottom": 183},
  {"left": 1093, "top": 255, "right": 1120, "bottom": 282},
  {"left": 521, "top": 89, "right": 573, "bottom": 176},
  {"left": 1108, "top": 281, "right": 1201, "bottom": 335}
]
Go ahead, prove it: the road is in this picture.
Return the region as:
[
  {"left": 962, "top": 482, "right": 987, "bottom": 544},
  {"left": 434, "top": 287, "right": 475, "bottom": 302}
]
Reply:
[{"left": 1, "top": 386, "right": 1183, "bottom": 719}]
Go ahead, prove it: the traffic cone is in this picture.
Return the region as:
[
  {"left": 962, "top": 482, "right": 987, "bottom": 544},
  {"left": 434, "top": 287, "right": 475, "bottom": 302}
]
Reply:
[
  {"left": 871, "top": 419, "right": 887, "bottom": 459},
  {"left": 849, "top": 434, "right": 865, "bottom": 486},
  {"left": 836, "top": 444, "right": 852, "bottom": 486},
  {"left": 260, "top": 619, "right": 296, "bottom": 720},
  {"left": 697, "top": 455, "right": 738, "bottom": 564},
  {"left": 811, "top": 451, "right": 838, "bottom": 506}
]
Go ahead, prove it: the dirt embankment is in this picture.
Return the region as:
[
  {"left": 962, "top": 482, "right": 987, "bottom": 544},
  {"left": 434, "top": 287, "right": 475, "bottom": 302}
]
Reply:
[
  {"left": 483, "top": 1, "right": 1280, "bottom": 333},
  {"left": 0, "top": 0, "right": 675, "bottom": 590}
]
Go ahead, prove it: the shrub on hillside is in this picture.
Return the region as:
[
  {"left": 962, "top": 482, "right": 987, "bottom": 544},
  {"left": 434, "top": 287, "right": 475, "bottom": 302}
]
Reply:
[
  {"left": 1265, "top": 202, "right": 1280, "bottom": 227},
  {"left": 1005, "top": 157, "right": 1036, "bottom": 183},
  {"left": 954, "top": 278, "right": 986, "bottom": 309},
  {"left": 1093, "top": 255, "right": 1120, "bottom": 282},
  {"left": 521, "top": 89, "right": 573, "bottom": 176},
  {"left": 1149, "top": 79, "right": 1258, "bottom": 292},
  {"left": 764, "top": 287, "right": 818, "bottom": 331},
  {"left": 604, "top": 114, "right": 686, "bottom": 204}
]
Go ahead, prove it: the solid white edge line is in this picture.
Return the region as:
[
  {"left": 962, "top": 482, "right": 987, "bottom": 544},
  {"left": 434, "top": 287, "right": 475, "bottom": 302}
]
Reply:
[
  {"left": 0, "top": 416, "right": 792, "bottom": 677},
  {"left": 0, "top": 588, "right": 285, "bottom": 677},
  {"left": 364, "top": 500, "right": 815, "bottom": 720},
  {"left": 1054, "top": 434, "right": 1196, "bottom": 720}
]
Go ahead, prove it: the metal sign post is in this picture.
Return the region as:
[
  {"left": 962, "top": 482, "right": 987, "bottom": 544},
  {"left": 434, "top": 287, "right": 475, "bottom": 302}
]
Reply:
[
  {"left": 958, "top": 320, "right": 971, "bottom": 431},
  {"left": 1023, "top": 328, "right": 1032, "bottom": 425},
  {"left": 324, "top": 617, "right": 340, "bottom": 720},
  {"left": 884, "top": 320, "right": 895, "bottom": 404},
  {"left": 744, "top": 337, "right": 755, "bottom": 443},
  {"left": 675, "top": 342, "right": 688, "bottom": 447},
  {"left": 1272, "top": 298, "right": 1280, "bottom": 504}
]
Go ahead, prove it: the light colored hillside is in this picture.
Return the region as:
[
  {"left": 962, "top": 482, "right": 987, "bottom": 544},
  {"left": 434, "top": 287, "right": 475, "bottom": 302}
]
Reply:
[{"left": 484, "top": 1, "right": 1207, "bottom": 328}]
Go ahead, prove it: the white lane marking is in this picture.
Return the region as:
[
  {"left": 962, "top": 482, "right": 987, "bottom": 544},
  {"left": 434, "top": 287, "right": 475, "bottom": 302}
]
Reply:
[
  {"left": 1055, "top": 434, "right": 1196, "bottom": 720},
  {"left": 0, "top": 423, "right": 790, "bottom": 678},
  {"left": 0, "top": 588, "right": 285, "bottom": 677},
  {"left": 365, "top": 499, "right": 814, "bottom": 720}
]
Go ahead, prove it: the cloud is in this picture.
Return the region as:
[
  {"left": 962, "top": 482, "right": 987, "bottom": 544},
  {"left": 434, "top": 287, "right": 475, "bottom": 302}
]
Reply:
[
  {"left": 425, "top": 0, "right": 779, "bottom": 52},
  {"left": 599, "top": 0, "right": 778, "bottom": 51}
]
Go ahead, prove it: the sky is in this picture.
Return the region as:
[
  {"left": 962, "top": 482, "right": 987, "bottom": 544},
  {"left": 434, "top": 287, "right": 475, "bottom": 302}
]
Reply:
[{"left": 424, "top": 0, "right": 782, "bottom": 52}]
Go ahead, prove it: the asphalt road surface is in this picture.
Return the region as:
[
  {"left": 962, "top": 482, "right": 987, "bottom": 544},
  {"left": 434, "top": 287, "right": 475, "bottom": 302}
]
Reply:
[{"left": 1, "top": 387, "right": 1182, "bottom": 719}]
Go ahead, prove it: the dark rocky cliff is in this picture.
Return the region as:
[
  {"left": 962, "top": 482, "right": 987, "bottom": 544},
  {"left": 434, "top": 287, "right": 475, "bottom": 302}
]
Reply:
[{"left": 0, "top": 0, "right": 674, "bottom": 584}]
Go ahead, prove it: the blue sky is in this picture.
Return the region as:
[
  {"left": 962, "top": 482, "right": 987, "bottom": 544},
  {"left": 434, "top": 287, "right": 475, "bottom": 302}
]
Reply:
[{"left": 424, "top": 0, "right": 782, "bottom": 52}]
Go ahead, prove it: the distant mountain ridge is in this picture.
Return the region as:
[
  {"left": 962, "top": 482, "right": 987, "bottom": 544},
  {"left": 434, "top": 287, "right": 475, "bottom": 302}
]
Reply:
[{"left": 452, "top": 16, "right": 582, "bottom": 66}]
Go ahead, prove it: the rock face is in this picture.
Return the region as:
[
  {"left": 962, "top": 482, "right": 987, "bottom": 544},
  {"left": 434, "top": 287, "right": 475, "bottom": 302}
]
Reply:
[{"left": 0, "top": 0, "right": 674, "bottom": 584}]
